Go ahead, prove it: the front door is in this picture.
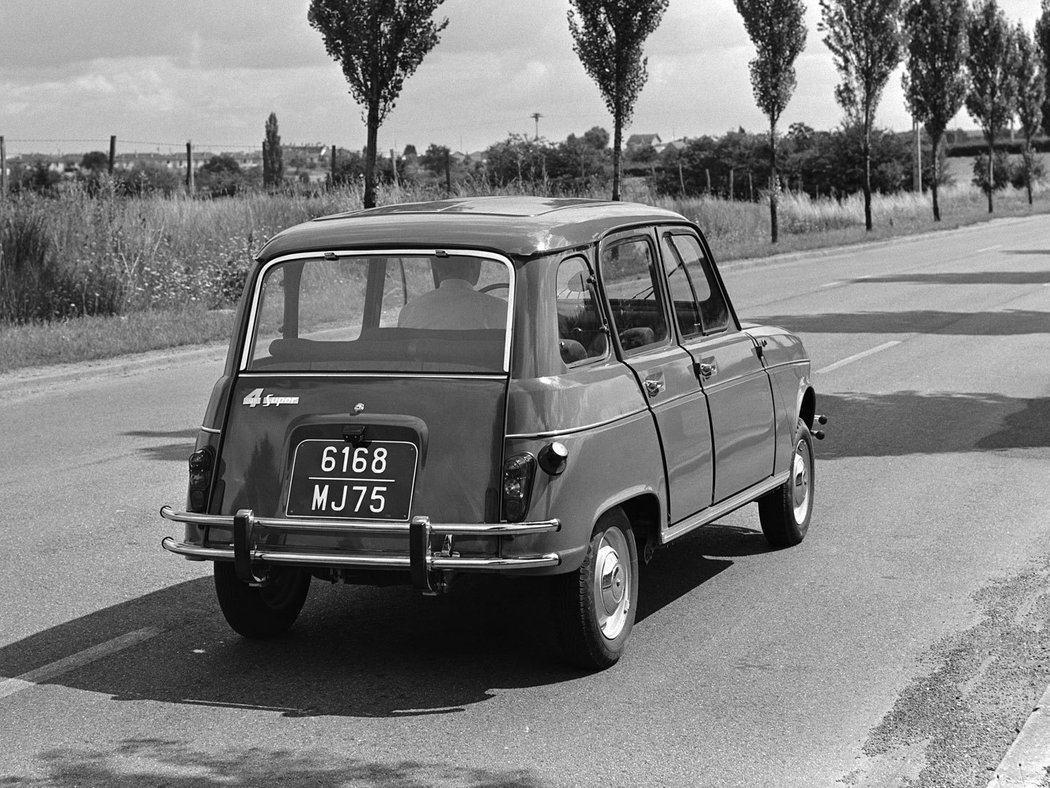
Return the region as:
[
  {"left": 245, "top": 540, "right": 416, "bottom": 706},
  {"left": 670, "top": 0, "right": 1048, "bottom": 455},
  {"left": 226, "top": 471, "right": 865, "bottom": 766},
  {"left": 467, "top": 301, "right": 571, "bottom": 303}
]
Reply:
[{"left": 598, "top": 231, "right": 714, "bottom": 524}]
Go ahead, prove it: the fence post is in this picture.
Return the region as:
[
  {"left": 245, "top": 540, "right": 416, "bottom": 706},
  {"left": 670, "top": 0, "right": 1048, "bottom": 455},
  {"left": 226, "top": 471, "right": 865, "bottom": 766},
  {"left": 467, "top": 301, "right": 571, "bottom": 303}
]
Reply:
[
  {"left": 728, "top": 169, "right": 734, "bottom": 201},
  {"left": 390, "top": 148, "right": 398, "bottom": 186},
  {"left": 705, "top": 168, "right": 711, "bottom": 194},
  {"left": 185, "top": 141, "right": 195, "bottom": 193},
  {"left": 331, "top": 143, "right": 337, "bottom": 187},
  {"left": 0, "top": 136, "right": 6, "bottom": 200},
  {"left": 108, "top": 135, "right": 116, "bottom": 175}
]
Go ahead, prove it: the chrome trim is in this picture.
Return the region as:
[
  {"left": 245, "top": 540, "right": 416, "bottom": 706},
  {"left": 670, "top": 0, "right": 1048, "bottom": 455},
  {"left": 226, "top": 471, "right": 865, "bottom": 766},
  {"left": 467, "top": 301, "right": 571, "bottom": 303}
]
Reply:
[
  {"left": 505, "top": 408, "right": 648, "bottom": 440},
  {"left": 659, "top": 471, "right": 790, "bottom": 544},
  {"left": 160, "top": 505, "right": 560, "bottom": 536},
  {"left": 160, "top": 538, "right": 561, "bottom": 571},
  {"left": 235, "top": 372, "right": 508, "bottom": 381},
  {"left": 199, "top": 426, "right": 221, "bottom": 435}
]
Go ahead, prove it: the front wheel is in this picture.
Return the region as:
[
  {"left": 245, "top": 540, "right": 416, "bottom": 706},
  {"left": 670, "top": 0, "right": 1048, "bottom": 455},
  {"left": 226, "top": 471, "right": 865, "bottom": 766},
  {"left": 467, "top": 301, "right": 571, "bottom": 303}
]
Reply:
[
  {"left": 213, "top": 562, "right": 311, "bottom": 638},
  {"left": 553, "top": 508, "right": 639, "bottom": 670},
  {"left": 759, "top": 418, "right": 814, "bottom": 548}
]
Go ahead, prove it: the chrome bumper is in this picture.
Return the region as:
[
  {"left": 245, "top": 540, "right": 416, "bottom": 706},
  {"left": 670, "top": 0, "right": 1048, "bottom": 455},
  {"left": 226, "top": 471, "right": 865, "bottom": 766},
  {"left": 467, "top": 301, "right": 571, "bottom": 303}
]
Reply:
[{"left": 160, "top": 506, "right": 561, "bottom": 590}]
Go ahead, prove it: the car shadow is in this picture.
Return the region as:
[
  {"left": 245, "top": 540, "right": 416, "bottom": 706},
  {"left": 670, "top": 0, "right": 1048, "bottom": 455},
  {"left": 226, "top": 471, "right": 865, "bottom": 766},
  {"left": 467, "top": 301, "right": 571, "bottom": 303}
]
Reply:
[
  {"left": 0, "top": 525, "right": 766, "bottom": 720},
  {"left": 125, "top": 428, "right": 198, "bottom": 463},
  {"left": 4, "top": 737, "right": 549, "bottom": 787},
  {"left": 746, "top": 309, "right": 1049, "bottom": 336},
  {"left": 815, "top": 391, "right": 1050, "bottom": 458}
]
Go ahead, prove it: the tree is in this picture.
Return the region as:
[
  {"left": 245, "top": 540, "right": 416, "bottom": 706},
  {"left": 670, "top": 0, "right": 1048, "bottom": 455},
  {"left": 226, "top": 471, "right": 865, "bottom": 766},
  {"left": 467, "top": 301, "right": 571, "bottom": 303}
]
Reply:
[
  {"left": 80, "top": 151, "right": 110, "bottom": 173},
  {"left": 308, "top": 0, "right": 448, "bottom": 208},
  {"left": 734, "top": 0, "right": 807, "bottom": 243},
  {"left": 263, "top": 112, "right": 284, "bottom": 191},
  {"left": 1014, "top": 24, "right": 1044, "bottom": 204},
  {"left": 965, "top": 0, "right": 1019, "bottom": 213},
  {"left": 902, "top": 0, "right": 969, "bottom": 221},
  {"left": 567, "top": 0, "right": 669, "bottom": 201},
  {"left": 820, "top": 0, "right": 904, "bottom": 230},
  {"left": 1034, "top": 0, "right": 1050, "bottom": 135}
]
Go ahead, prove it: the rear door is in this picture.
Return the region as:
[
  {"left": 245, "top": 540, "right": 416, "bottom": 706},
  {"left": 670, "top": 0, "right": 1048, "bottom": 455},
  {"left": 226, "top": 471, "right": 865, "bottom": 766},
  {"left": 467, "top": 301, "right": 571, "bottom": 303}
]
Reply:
[
  {"left": 598, "top": 230, "right": 714, "bottom": 524},
  {"left": 659, "top": 230, "right": 776, "bottom": 503}
]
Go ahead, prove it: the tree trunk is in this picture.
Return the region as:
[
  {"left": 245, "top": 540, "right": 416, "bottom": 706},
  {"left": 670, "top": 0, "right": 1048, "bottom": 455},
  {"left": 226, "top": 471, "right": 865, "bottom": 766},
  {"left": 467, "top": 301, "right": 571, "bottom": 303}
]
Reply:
[
  {"left": 986, "top": 139, "right": 994, "bottom": 214},
  {"left": 930, "top": 135, "right": 941, "bottom": 222},
  {"left": 611, "top": 112, "right": 623, "bottom": 202},
  {"left": 364, "top": 102, "right": 380, "bottom": 209},
  {"left": 1025, "top": 144, "right": 1034, "bottom": 205},
  {"left": 769, "top": 120, "right": 779, "bottom": 244},
  {"left": 863, "top": 122, "right": 873, "bottom": 231}
]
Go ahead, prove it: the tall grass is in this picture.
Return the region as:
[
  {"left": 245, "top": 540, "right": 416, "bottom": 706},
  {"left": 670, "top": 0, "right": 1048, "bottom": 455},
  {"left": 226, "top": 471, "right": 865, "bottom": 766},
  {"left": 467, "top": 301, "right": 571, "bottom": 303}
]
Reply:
[{"left": 0, "top": 178, "right": 1047, "bottom": 372}]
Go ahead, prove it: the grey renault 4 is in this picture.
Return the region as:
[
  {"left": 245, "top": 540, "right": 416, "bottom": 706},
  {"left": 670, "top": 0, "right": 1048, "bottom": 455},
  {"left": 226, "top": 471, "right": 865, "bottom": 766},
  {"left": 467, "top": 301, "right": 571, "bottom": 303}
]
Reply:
[{"left": 161, "top": 196, "right": 823, "bottom": 669}]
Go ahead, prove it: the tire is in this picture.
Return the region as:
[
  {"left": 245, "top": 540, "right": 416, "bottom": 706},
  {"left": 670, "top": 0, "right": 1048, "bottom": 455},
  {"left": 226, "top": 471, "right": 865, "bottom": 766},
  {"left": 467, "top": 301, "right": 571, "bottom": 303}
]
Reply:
[
  {"left": 759, "top": 418, "right": 815, "bottom": 548},
  {"left": 213, "top": 562, "right": 311, "bottom": 638},
  {"left": 553, "top": 508, "right": 639, "bottom": 670}
]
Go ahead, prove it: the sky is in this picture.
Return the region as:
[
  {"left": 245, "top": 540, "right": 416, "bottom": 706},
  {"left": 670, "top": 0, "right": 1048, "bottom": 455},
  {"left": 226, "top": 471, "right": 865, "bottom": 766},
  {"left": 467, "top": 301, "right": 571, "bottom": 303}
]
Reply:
[{"left": 0, "top": 0, "right": 1045, "bottom": 159}]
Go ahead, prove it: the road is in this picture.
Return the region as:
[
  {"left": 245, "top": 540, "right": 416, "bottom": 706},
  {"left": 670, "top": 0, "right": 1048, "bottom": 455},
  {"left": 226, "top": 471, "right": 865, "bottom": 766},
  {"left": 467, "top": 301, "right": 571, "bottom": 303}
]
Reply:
[{"left": 1, "top": 215, "right": 1049, "bottom": 787}]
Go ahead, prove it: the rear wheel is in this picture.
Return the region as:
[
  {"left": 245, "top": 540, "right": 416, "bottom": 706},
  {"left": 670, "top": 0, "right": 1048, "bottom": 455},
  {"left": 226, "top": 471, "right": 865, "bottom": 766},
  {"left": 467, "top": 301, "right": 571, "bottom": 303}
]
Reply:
[
  {"left": 213, "top": 562, "right": 311, "bottom": 638},
  {"left": 553, "top": 508, "right": 638, "bottom": 670},
  {"left": 759, "top": 418, "right": 814, "bottom": 547}
]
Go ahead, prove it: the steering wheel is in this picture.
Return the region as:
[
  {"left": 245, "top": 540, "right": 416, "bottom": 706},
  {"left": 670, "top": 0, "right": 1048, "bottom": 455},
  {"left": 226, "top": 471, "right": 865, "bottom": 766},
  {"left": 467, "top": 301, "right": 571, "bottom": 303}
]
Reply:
[{"left": 480, "top": 283, "right": 510, "bottom": 295}]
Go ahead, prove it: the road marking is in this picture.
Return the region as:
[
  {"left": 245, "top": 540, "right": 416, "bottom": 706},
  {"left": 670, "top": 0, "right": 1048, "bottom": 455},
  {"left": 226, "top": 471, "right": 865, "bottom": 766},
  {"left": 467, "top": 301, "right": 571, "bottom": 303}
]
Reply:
[
  {"left": 816, "top": 341, "right": 902, "bottom": 374},
  {"left": 976, "top": 245, "right": 1003, "bottom": 253},
  {"left": 0, "top": 627, "right": 161, "bottom": 701},
  {"left": 987, "top": 681, "right": 1050, "bottom": 787}
]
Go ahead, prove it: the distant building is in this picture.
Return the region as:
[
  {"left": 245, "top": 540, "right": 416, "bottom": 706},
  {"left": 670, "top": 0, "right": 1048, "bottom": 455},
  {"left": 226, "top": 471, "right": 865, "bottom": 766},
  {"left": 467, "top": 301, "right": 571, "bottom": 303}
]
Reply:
[{"left": 625, "top": 133, "right": 662, "bottom": 153}]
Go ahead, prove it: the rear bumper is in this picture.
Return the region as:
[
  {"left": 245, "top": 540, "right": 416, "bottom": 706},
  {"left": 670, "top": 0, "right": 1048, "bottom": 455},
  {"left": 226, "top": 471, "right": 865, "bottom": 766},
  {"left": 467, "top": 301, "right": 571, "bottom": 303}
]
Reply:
[{"left": 160, "top": 506, "right": 561, "bottom": 589}]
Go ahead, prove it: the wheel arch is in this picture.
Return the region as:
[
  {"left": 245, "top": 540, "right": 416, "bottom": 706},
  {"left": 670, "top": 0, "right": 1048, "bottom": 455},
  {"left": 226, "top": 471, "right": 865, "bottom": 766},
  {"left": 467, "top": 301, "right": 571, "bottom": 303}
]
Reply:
[{"left": 798, "top": 384, "right": 816, "bottom": 428}]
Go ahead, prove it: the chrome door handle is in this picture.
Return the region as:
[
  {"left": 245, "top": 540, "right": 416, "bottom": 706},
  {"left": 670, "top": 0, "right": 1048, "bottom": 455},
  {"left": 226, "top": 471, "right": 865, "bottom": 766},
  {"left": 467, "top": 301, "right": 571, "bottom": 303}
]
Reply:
[
  {"left": 644, "top": 378, "right": 665, "bottom": 397},
  {"left": 698, "top": 362, "right": 717, "bottom": 379}
]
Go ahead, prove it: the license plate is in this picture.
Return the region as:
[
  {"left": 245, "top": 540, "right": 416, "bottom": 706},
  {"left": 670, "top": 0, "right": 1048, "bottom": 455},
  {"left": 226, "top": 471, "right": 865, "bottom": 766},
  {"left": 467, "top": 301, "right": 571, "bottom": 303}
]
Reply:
[{"left": 286, "top": 440, "right": 418, "bottom": 520}]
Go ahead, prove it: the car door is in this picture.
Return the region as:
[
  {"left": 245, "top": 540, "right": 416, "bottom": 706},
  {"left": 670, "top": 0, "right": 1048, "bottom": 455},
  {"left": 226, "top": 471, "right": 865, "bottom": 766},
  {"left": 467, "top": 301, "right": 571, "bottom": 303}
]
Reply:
[
  {"left": 598, "top": 230, "right": 714, "bottom": 524},
  {"left": 659, "top": 229, "right": 776, "bottom": 503}
]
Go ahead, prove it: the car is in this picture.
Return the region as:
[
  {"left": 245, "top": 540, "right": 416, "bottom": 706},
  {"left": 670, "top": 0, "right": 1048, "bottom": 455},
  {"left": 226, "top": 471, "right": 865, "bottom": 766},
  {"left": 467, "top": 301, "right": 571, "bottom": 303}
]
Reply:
[{"left": 160, "top": 195, "right": 824, "bottom": 669}]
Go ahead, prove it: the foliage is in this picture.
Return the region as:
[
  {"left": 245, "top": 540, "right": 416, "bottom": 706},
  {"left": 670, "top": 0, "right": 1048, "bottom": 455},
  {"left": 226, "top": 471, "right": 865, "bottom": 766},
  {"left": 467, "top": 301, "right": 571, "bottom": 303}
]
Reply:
[
  {"left": 567, "top": 0, "right": 669, "bottom": 201},
  {"left": 1014, "top": 24, "right": 1045, "bottom": 203},
  {"left": 308, "top": 0, "right": 449, "bottom": 209},
  {"left": 419, "top": 143, "right": 451, "bottom": 176},
  {"left": 819, "top": 0, "right": 904, "bottom": 229},
  {"left": 1034, "top": 0, "right": 1050, "bottom": 134},
  {"left": 902, "top": 0, "right": 969, "bottom": 220},
  {"left": 966, "top": 0, "right": 1020, "bottom": 212},
  {"left": 481, "top": 130, "right": 612, "bottom": 194},
  {"left": 115, "top": 163, "right": 182, "bottom": 197},
  {"left": 734, "top": 0, "right": 807, "bottom": 242},
  {"left": 197, "top": 154, "right": 250, "bottom": 197},
  {"left": 263, "top": 112, "right": 284, "bottom": 190},
  {"left": 971, "top": 149, "right": 1012, "bottom": 192},
  {"left": 80, "top": 151, "right": 110, "bottom": 173}
]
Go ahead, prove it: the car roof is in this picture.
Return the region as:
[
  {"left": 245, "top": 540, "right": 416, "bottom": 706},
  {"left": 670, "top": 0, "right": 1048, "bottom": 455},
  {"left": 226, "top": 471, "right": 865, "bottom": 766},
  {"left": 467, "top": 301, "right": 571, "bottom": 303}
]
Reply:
[{"left": 256, "top": 196, "right": 695, "bottom": 263}]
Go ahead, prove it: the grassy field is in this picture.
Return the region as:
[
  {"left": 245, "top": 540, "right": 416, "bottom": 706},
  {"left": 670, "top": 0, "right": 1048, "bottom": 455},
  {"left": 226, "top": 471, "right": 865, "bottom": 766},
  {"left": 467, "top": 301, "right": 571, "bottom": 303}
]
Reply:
[{"left": 1, "top": 176, "right": 1047, "bottom": 375}]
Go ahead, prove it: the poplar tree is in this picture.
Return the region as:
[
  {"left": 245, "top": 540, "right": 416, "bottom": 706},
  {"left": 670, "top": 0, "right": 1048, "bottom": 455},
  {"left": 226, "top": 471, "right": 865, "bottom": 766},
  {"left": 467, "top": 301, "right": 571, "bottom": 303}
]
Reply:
[
  {"left": 734, "top": 0, "right": 807, "bottom": 242},
  {"left": 263, "top": 112, "right": 284, "bottom": 191},
  {"left": 820, "top": 0, "right": 903, "bottom": 230},
  {"left": 308, "top": 0, "right": 448, "bottom": 208},
  {"left": 1014, "top": 24, "right": 1044, "bottom": 205},
  {"left": 902, "top": 0, "right": 969, "bottom": 221},
  {"left": 568, "top": 0, "right": 670, "bottom": 201},
  {"left": 965, "top": 0, "right": 1019, "bottom": 214},
  {"left": 1034, "top": 0, "right": 1050, "bottom": 134}
]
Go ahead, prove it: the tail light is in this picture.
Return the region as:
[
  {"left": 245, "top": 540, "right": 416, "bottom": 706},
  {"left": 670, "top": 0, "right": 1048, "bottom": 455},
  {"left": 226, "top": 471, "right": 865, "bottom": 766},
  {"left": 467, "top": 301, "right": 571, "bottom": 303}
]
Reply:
[
  {"left": 502, "top": 452, "right": 536, "bottom": 522},
  {"left": 187, "top": 446, "right": 215, "bottom": 513}
]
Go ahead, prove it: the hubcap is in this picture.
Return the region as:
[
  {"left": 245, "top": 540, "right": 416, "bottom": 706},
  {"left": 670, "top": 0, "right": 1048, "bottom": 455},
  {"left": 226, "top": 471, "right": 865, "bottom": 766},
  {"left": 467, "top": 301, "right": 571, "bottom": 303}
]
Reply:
[
  {"left": 593, "top": 529, "right": 631, "bottom": 640},
  {"left": 792, "top": 438, "right": 811, "bottom": 523}
]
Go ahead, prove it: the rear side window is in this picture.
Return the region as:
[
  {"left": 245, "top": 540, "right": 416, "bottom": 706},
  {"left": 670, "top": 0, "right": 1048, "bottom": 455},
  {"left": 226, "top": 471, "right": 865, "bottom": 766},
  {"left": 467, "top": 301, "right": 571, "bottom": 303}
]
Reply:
[
  {"left": 555, "top": 256, "right": 607, "bottom": 365},
  {"left": 599, "top": 236, "right": 669, "bottom": 353},
  {"left": 665, "top": 233, "right": 730, "bottom": 334}
]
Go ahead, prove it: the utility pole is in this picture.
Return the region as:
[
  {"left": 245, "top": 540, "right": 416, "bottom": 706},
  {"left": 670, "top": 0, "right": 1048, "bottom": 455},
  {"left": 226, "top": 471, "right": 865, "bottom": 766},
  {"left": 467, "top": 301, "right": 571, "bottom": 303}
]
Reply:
[{"left": 531, "top": 112, "right": 543, "bottom": 140}]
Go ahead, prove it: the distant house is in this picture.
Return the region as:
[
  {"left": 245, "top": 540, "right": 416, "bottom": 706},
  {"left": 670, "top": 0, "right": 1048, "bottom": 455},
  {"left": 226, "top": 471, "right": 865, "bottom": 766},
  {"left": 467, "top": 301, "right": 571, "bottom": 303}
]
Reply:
[
  {"left": 654, "top": 138, "right": 688, "bottom": 155},
  {"left": 625, "top": 133, "right": 662, "bottom": 153}
]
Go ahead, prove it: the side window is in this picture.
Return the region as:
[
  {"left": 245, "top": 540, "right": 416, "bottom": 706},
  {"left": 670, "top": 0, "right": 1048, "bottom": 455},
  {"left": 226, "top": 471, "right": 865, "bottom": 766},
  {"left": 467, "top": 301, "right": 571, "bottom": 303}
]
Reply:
[
  {"left": 667, "top": 233, "right": 730, "bottom": 334},
  {"left": 600, "top": 236, "right": 669, "bottom": 353},
  {"left": 660, "top": 234, "right": 703, "bottom": 339},
  {"left": 556, "top": 256, "right": 608, "bottom": 364}
]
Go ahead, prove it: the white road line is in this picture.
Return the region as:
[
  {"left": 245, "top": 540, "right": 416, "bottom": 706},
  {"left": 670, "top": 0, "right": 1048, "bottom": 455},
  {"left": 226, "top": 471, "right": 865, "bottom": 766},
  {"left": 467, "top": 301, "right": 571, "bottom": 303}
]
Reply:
[
  {"left": 976, "top": 245, "right": 1003, "bottom": 253},
  {"left": 0, "top": 627, "right": 161, "bottom": 701},
  {"left": 816, "top": 341, "right": 902, "bottom": 374},
  {"left": 987, "top": 681, "right": 1050, "bottom": 787}
]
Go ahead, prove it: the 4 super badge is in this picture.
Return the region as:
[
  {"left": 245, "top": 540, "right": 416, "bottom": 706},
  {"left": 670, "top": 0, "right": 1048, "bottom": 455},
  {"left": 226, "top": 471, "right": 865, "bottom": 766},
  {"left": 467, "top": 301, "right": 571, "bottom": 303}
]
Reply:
[{"left": 241, "top": 388, "right": 300, "bottom": 408}]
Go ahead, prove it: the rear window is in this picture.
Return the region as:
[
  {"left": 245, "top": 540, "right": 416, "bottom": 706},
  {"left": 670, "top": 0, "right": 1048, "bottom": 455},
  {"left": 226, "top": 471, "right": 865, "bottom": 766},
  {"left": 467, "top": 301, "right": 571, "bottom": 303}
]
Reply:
[{"left": 245, "top": 254, "right": 512, "bottom": 374}]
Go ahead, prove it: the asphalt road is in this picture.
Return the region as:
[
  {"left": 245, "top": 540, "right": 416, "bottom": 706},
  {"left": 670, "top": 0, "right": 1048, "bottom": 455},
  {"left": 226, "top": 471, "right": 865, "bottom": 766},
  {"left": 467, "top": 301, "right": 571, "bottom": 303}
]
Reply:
[{"left": 1, "top": 215, "right": 1049, "bottom": 788}]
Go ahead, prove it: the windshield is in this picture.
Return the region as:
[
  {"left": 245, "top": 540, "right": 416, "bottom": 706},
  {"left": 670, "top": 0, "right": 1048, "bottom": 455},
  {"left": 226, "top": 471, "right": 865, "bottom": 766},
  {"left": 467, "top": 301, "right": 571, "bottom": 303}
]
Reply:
[{"left": 245, "top": 253, "right": 512, "bottom": 374}]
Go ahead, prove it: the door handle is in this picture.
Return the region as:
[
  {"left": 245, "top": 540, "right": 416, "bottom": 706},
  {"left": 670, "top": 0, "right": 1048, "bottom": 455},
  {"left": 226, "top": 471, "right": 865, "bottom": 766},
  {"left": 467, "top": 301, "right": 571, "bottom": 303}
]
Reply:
[
  {"left": 697, "top": 362, "right": 717, "bottom": 379},
  {"left": 644, "top": 378, "right": 665, "bottom": 397}
]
